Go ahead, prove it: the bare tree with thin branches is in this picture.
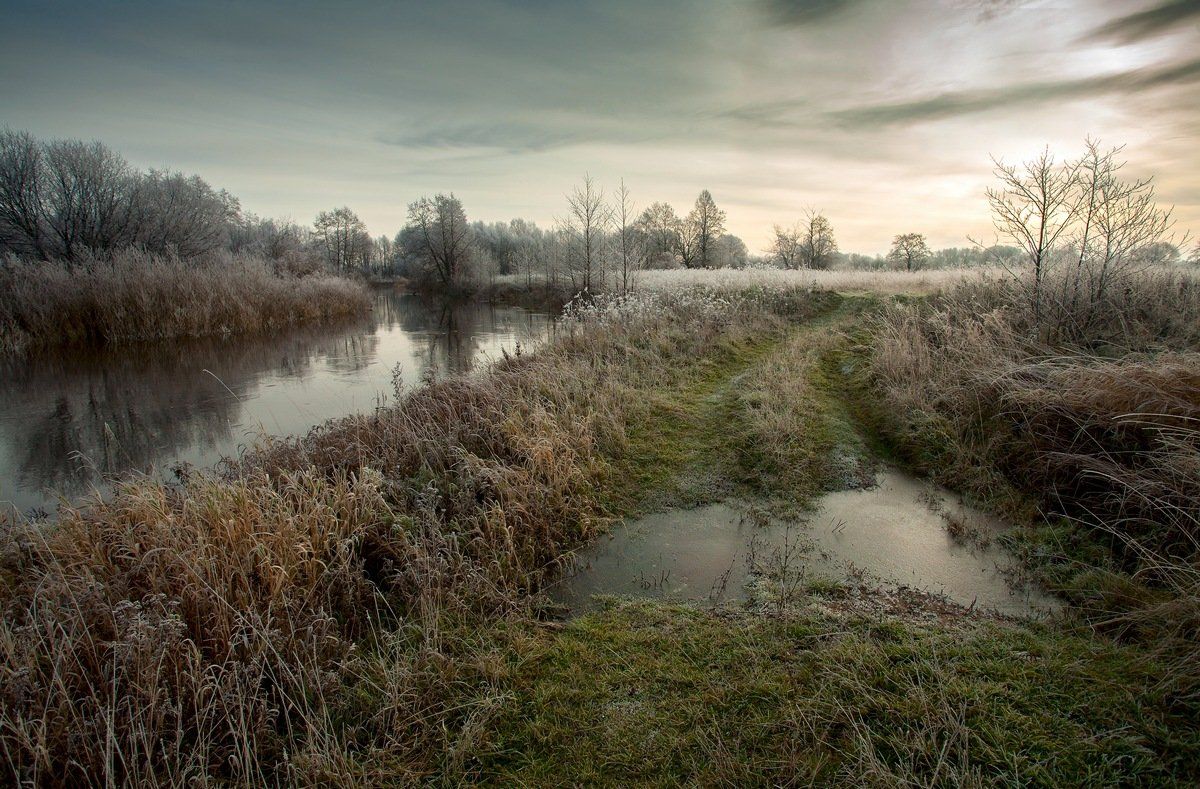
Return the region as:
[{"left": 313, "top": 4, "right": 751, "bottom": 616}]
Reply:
[
  {"left": 564, "top": 175, "right": 611, "bottom": 292},
  {"left": 403, "top": 193, "right": 474, "bottom": 290},
  {"left": 986, "top": 147, "right": 1080, "bottom": 322}
]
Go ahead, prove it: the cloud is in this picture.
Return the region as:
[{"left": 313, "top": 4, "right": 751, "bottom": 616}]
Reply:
[
  {"left": 831, "top": 57, "right": 1200, "bottom": 128},
  {"left": 1085, "top": 0, "right": 1200, "bottom": 45},
  {"left": 379, "top": 122, "right": 587, "bottom": 154},
  {"left": 759, "top": 0, "right": 863, "bottom": 25}
]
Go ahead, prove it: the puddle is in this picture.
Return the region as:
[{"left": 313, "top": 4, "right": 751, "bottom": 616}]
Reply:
[{"left": 551, "top": 468, "right": 1060, "bottom": 617}]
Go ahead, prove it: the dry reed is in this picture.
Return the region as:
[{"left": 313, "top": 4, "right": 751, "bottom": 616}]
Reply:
[{"left": 0, "top": 249, "right": 371, "bottom": 355}]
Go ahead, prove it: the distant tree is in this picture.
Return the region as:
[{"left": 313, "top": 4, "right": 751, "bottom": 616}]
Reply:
[
  {"left": 887, "top": 233, "right": 931, "bottom": 271},
  {"left": 313, "top": 207, "right": 369, "bottom": 273},
  {"left": 636, "top": 202, "right": 682, "bottom": 268},
  {"left": 769, "top": 222, "right": 804, "bottom": 269},
  {"left": 506, "top": 218, "right": 544, "bottom": 287},
  {"left": 402, "top": 193, "right": 474, "bottom": 289},
  {"left": 800, "top": 210, "right": 837, "bottom": 270},
  {"left": 1134, "top": 242, "right": 1179, "bottom": 266},
  {"left": 0, "top": 129, "right": 239, "bottom": 261},
  {"left": 614, "top": 179, "right": 639, "bottom": 293},
  {"left": 842, "top": 252, "right": 886, "bottom": 270},
  {"left": 680, "top": 190, "right": 726, "bottom": 268},
  {"left": 135, "top": 170, "right": 240, "bottom": 257},
  {"left": 714, "top": 233, "right": 748, "bottom": 269},
  {"left": 564, "top": 175, "right": 611, "bottom": 291}
]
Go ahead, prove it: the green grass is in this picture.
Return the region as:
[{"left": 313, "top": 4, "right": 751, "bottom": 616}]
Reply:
[{"left": 471, "top": 598, "right": 1198, "bottom": 787}]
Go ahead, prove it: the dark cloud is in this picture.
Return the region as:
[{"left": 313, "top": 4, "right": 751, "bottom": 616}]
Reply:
[
  {"left": 831, "top": 57, "right": 1200, "bottom": 128},
  {"left": 1085, "top": 0, "right": 1200, "bottom": 44},
  {"left": 759, "top": 0, "right": 863, "bottom": 25},
  {"left": 379, "top": 122, "right": 589, "bottom": 154}
]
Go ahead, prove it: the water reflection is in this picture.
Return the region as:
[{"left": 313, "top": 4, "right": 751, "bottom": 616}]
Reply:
[{"left": 0, "top": 290, "right": 550, "bottom": 514}]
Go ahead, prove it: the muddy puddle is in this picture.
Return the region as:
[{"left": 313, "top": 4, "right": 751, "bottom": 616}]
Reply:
[{"left": 551, "top": 468, "right": 1060, "bottom": 617}]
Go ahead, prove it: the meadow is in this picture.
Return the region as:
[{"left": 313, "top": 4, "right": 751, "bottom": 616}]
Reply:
[{"left": 1, "top": 264, "right": 1197, "bottom": 785}]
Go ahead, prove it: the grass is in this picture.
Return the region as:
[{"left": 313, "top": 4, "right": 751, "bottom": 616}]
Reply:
[
  {"left": 858, "top": 267, "right": 1200, "bottom": 718},
  {"left": 478, "top": 598, "right": 1198, "bottom": 786},
  {"left": 2, "top": 269, "right": 1198, "bottom": 785},
  {"left": 0, "top": 285, "right": 825, "bottom": 784},
  {"left": 0, "top": 249, "right": 371, "bottom": 355},
  {"left": 618, "top": 265, "right": 995, "bottom": 295}
]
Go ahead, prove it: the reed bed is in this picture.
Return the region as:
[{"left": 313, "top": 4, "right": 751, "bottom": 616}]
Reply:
[
  {"left": 0, "top": 288, "right": 814, "bottom": 785},
  {"left": 0, "top": 250, "right": 371, "bottom": 355}
]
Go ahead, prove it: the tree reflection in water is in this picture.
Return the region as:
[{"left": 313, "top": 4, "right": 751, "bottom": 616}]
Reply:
[{"left": 0, "top": 290, "right": 549, "bottom": 515}]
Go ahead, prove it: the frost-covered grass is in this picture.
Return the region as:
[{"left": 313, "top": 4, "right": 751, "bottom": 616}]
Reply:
[
  {"left": 630, "top": 266, "right": 994, "bottom": 295},
  {"left": 492, "top": 266, "right": 994, "bottom": 298}
]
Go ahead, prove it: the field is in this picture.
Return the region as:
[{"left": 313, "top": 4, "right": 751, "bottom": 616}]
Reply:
[{"left": 1, "top": 267, "right": 1198, "bottom": 785}]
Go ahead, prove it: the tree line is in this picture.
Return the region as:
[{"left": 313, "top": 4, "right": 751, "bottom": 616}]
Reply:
[{"left": 6, "top": 129, "right": 1188, "bottom": 292}]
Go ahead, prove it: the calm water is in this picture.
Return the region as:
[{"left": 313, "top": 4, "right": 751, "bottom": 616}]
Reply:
[
  {"left": 553, "top": 469, "right": 1060, "bottom": 617},
  {"left": 0, "top": 289, "right": 550, "bottom": 515}
]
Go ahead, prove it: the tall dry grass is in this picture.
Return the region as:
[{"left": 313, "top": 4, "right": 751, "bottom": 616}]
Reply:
[
  {"left": 866, "top": 267, "right": 1200, "bottom": 696},
  {"left": 0, "top": 249, "right": 371, "bottom": 355},
  {"left": 0, "top": 288, "right": 812, "bottom": 785}
]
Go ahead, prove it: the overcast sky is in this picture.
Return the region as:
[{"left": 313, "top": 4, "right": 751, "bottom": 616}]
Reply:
[{"left": 2, "top": 0, "right": 1197, "bottom": 253}]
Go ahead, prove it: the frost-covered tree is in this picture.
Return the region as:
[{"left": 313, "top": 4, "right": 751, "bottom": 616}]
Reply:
[
  {"left": 887, "top": 233, "right": 931, "bottom": 271},
  {"left": 680, "top": 190, "right": 726, "bottom": 269}
]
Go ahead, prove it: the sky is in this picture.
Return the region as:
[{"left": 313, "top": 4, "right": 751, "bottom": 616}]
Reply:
[{"left": 1, "top": 0, "right": 1197, "bottom": 254}]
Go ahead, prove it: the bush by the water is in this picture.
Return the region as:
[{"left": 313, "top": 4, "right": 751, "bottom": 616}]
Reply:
[{"left": 0, "top": 249, "right": 371, "bottom": 354}]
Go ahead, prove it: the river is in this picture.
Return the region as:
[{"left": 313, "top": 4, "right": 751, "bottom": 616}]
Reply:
[{"left": 0, "top": 288, "right": 551, "bottom": 516}]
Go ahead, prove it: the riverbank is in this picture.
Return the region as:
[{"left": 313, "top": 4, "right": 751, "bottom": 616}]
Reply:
[
  {"left": 0, "top": 250, "right": 372, "bottom": 355},
  {"left": 1, "top": 278, "right": 1197, "bottom": 785}
]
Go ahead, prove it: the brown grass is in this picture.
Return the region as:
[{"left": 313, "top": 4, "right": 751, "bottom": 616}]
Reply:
[{"left": 0, "top": 249, "right": 371, "bottom": 355}]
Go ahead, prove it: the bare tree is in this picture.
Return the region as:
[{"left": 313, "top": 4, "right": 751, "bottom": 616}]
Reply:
[
  {"left": 0, "top": 129, "right": 49, "bottom": 258},
  {"left": 887, "top": 233, "right": 931, "bottom": 271},
  {"left": 135, "top": 171, "right": 239, "bottom": 257},
  {"left": 986, "top": 147, "right": 1080, "bottom": 321},
  {"left": 402, "top": 193, "right": 474, "bottom": 289},
  {"left": 564, "top": 175, "right": 611, "bottom": 292},
  {"left": 769, "top": 222, "right": 804, "bottom": 269},
  {"left": 1, "top": 129, "right": 239, "bottom": 262},
  {"left": 986, "top": 139, "right": 1181, "bottom": 341},
  {"left": 314, "top": 207, "right": 369, "bottom": 273},
  {"left": 800, "top": 210, "right": 837, "bottom": 270},
  {"left": 615, "top": 179, "right": 639, "bottom": 293},
  {"left": 680, "top": 190, "right": 726, "bottom": 268},
  {"left": 636, "top": 202, "right": 682, "bottom": 267}
]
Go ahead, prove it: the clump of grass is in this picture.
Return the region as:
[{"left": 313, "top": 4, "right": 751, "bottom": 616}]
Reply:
[{"left": 0, "top": 249, "right": 371, "bottom": 355}]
